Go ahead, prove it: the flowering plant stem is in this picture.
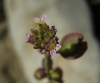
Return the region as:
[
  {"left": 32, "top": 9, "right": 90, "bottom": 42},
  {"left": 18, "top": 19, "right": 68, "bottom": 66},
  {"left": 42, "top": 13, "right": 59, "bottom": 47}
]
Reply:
[
  {"left": 45, "top": 55, "right": 52, "bottom": 83},
  {"left": 26, "top": 14, "right": 88, "bottom": 83}
]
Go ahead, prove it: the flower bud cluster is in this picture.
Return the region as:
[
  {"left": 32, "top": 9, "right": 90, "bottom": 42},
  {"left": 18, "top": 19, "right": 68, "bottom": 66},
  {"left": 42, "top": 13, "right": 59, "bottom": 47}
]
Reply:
[
  {"left": 26, "top": 14, "right": 88, "bottom": 83},
  {"left": 26, "top": 15, "right": 61, "bottom": 56}
]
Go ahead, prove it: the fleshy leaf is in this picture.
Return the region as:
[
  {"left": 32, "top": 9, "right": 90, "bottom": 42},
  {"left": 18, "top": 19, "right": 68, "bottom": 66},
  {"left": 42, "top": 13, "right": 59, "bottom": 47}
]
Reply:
[{"left": 58, "top": 33, "right": 88, "bottom": 59}]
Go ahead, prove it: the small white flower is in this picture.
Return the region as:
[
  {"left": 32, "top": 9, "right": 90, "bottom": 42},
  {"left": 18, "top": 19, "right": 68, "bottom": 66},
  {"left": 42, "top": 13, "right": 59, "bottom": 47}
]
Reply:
[
  {"left": 25, "top": 33, "right": 34, "bottom": 43},
  {"left": 50, "top": 50, "right": 56, "bottom": 56},
  {"left": 56, "top": 44, "right": 61, "bottom": 51},
  {"left": 45, "top": 39, "right": 61, "bottom": 56},
  {"left": 50, "top": 44, "right": 61, "bottom": 56},
  {"left": 34, "top": 14, "right": 47, "bottom": 24}
]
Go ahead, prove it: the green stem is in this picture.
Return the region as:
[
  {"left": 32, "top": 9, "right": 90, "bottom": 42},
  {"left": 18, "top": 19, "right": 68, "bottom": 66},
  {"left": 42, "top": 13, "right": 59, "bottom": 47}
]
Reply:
[{"left": 45, "top": 55, "right": 52, "bottom": 83}]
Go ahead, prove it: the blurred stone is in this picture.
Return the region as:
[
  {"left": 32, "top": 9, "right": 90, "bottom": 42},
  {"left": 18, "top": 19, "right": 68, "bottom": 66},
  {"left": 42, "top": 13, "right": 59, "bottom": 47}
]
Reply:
[
  {"left": 0, "top": 0, "right": 5, "bottom": 22},
  {"left": 0, "top": 38, "right": 28, "bottom": 83},
  {"left": 0, "top": 22, "right": 8, "bottom": 40},
  {"left": 0, "top": 1, "right": 28, "bottom": 83}
]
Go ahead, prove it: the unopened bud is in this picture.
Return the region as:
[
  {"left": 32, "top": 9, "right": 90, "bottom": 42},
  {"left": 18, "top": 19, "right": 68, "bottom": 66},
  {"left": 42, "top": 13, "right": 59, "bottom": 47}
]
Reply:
[
  {"left": 50, "top": 67, "right": 63, "bottom": 81},
  {"left": 34, "top": 68, "right": 47, "bottom": 80}
]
